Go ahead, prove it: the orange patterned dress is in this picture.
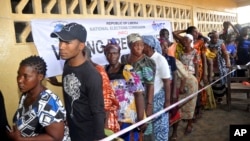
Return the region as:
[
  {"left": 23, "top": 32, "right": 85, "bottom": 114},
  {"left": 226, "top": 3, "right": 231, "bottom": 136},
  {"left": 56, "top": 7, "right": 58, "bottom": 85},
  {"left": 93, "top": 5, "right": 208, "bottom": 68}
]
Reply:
[
  {"left": 193, "top": 40, "right": 207, "bottom": 106},
  {"left": 95, "top": 65, "right": 120, "bottom": 132}
]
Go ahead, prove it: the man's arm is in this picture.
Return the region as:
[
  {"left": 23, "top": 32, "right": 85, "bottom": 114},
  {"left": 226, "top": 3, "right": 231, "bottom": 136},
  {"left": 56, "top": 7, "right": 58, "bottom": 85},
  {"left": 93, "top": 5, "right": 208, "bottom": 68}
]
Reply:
[
  {"left": 162, "top": 79, "right": 171, "bottom": 108},
  {"left": 88, "top": 72, "right": 105, "bottom": 140},
  {"left": 48, "top": 77, "right": 62, "bottom": 87},
  {"left": 221, "top": 43, "right": 231, "bottom": 67}
]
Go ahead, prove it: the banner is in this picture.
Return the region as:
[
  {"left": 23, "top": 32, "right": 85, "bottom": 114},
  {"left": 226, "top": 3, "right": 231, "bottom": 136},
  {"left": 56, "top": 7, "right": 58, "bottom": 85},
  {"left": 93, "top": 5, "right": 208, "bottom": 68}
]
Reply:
[{"left": 31, "top": 19, "right": 172, "bottom": 77}]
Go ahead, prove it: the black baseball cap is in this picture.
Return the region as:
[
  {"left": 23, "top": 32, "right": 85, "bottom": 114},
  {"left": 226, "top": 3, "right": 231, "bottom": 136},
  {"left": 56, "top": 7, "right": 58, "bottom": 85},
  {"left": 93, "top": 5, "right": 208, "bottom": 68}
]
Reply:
[{"left": 51, "top": 22, "right": 87, "bottom": 42}]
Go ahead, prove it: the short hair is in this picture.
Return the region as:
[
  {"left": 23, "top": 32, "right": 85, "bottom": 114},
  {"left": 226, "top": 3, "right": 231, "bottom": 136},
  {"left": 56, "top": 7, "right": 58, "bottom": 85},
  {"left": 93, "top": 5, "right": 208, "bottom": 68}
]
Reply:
[
  {"left": 20, "top": 55, "right": 47, "bottom": 76},
  {"left": 208, "top": 30, "right": 218, "bottom": 38},
  {"left": 159, "top": 28, "right": 169, "bottom": 37},
  {"left": 186, "top": 26, "right": 197, "bottom": 34}
]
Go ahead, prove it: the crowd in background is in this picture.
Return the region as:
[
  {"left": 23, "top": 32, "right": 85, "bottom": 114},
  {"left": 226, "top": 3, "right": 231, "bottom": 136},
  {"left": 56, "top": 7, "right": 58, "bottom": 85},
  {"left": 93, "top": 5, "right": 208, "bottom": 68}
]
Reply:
[{"left": 0, "top": 21, "right": 249, "bottom": 141}]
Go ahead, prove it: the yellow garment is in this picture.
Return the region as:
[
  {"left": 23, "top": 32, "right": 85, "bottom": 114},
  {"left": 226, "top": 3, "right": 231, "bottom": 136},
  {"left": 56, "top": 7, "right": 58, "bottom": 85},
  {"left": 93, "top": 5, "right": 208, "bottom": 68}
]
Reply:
[
  {"left": 175, "top": 43, "right": 184, "bottom": 60},
  {"left": 205, "top": 48, "right": 216, "bottom": 59},
  {"left": 123, "top": 65, "right": 133, "bottom": 82},
  {"left": 204, "top": 86, "right": 217, "bottom": 109}
]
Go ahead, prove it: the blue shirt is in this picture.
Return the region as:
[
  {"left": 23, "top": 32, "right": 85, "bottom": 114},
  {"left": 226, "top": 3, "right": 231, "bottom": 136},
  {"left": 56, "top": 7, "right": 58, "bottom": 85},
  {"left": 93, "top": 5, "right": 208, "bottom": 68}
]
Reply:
[{"left": 226, "top": 43, "right": 236, "bottom": 54}]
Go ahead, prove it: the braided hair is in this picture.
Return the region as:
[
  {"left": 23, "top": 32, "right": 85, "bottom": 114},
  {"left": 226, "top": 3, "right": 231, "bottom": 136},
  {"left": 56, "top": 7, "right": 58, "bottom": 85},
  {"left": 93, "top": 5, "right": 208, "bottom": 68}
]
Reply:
[{"left": 20, "top": 55, "right": 47, "bottom": 76}]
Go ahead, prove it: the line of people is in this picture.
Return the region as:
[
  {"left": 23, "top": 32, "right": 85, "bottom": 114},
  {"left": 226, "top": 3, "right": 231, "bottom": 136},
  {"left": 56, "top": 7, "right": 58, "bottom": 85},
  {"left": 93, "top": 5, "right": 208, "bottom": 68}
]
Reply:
[{"left": 1, "top": 21, "right": 248, "bottom": 141}]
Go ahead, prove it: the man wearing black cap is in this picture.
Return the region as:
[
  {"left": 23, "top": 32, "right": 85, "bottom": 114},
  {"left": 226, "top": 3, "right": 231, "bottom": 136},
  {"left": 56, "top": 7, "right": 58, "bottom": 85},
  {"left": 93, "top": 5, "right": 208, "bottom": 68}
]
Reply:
[{"left": 51, "top": 22, "right": 105, "bottom": 141}]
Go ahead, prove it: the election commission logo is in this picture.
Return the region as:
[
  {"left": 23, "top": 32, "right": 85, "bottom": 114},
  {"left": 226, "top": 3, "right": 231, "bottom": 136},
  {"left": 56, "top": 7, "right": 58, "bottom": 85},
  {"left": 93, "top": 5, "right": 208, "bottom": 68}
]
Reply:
[{"left": 230, "top": 125, "right": 250, "bottom": 141}]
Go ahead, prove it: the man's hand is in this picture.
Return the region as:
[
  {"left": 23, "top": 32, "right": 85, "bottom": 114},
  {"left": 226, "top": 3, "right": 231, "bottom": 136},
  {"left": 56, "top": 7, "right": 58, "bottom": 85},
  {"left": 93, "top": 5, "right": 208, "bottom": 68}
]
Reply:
[{"left": 47, "top": 77, "right": 62, "bottom": 86}]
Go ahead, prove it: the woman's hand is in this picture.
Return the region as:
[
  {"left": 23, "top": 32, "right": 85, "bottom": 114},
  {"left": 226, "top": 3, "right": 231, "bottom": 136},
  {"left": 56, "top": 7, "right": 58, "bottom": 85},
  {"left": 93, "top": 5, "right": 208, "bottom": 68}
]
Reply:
[
  {"left": 179, "top": 86, "right": 186, "bottom": 94},
  {"left": 138, "top": 123, "right": 148, "bottom": 133},
  {"left": 226, "top": 63, "right": 231, "bottom": 68},
  {"left": 7, "top": 125, "right": 22, "bottom": 141}
]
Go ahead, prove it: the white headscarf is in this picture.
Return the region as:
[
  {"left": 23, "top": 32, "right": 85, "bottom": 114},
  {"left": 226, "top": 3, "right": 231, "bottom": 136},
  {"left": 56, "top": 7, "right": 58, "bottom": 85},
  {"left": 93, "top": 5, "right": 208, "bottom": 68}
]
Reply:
[{"left": 184, "top": 34, "right": 194, "bottom": 48}]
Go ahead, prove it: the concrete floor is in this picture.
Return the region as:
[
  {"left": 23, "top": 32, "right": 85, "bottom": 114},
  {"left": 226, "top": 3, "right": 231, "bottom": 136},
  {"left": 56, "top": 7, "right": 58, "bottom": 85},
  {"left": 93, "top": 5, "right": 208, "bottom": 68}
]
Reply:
[{"left": 170, "top": 95, "right": 250, "bottom": 141}]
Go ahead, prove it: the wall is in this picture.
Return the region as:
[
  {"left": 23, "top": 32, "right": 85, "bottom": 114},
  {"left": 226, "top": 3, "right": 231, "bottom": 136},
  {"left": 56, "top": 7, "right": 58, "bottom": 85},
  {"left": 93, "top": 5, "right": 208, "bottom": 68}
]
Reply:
[{"left": 0, "top": 0, "right": 238, "bottom": 124}]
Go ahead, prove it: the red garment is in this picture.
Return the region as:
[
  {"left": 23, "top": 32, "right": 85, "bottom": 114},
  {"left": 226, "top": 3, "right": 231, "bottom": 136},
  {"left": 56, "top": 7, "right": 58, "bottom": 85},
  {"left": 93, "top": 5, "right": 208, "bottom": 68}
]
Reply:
[{"left": 95, "top": 65, "right": 120, "bottom": 132}]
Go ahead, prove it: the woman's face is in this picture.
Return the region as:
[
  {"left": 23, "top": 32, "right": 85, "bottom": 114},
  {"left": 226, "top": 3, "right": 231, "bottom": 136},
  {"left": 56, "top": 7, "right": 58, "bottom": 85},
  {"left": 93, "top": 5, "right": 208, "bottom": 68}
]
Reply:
[
  {"left": 161, "top": 41, "right": 169, "bottom": 54},
  {"left": 191, "top": 28, "right": 199, "bottom": 40},
  {"left": 183, "top": 37, "right": 192, "bottom": 48},
  {"left": 211, "top": 33, "right": 219, "bottom": 44},
  {"left": 105, "top": 47, "right": 120, "bottom": 65},
  {"left": 129, "top": 40, "right": 144, "bottom": 57},
  {"left": 17, "top": 65, "right": 43, "bottom": 93}
]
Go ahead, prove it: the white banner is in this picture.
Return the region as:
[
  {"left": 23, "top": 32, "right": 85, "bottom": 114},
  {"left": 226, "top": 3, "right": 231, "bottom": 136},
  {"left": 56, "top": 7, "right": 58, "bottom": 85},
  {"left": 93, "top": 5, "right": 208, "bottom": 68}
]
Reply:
[{"left": 31, "top": 19, "right": 172, "bottom": 77}]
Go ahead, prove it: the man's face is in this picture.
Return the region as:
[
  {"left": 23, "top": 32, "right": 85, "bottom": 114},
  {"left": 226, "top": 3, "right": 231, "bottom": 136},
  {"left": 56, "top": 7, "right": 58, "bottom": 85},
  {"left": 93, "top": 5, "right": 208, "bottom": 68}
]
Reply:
[
  {"left": 161, "top": 41, "right": 169, "bottom": 54},
  {"left": 161, "top": 30, "right": 169, "bottom": 40},
  {"left": 59, "top": 39, "right": 83, "bottom": 60}
]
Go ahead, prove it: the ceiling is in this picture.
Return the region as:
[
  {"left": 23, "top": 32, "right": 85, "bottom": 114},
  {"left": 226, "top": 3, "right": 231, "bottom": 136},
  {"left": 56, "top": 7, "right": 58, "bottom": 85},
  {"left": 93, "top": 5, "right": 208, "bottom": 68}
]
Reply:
[{"left": 235, "top": 0, "right": 250, "bottom": 7}]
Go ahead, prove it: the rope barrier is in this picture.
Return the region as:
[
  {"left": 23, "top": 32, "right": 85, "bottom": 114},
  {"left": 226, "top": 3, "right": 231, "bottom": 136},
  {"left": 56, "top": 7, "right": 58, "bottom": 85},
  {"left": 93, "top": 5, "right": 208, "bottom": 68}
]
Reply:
[{"left": 101, "top": 63, "right": 249, "bottom": 141}]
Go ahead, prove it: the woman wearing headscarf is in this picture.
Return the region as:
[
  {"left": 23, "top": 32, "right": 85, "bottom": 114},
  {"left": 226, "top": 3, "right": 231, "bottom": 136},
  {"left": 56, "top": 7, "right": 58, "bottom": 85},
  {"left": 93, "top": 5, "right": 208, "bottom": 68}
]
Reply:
[
  {"left": 121, "top": 33, "right": 156, "bottom": 140},
  {"left": 178, "top": 34, "right": 199, "bottom": 135},
  {"left": 121, "top": 34, "right": 156, "bottom": 115},
  {"left": 175, "top": 58, "right": 198, "bottom": 136},
  {"left": 142, "top": 35, "right": 171, "bottom": 141},
  {"left": 84, "top": 46, "right": 120, "bottom": 133},
  {"left": 173, "top": 26, "right": 207, "bottom": 120},
  {"left": 103, "top": 38, "right": 147, "bottom": 141}
]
